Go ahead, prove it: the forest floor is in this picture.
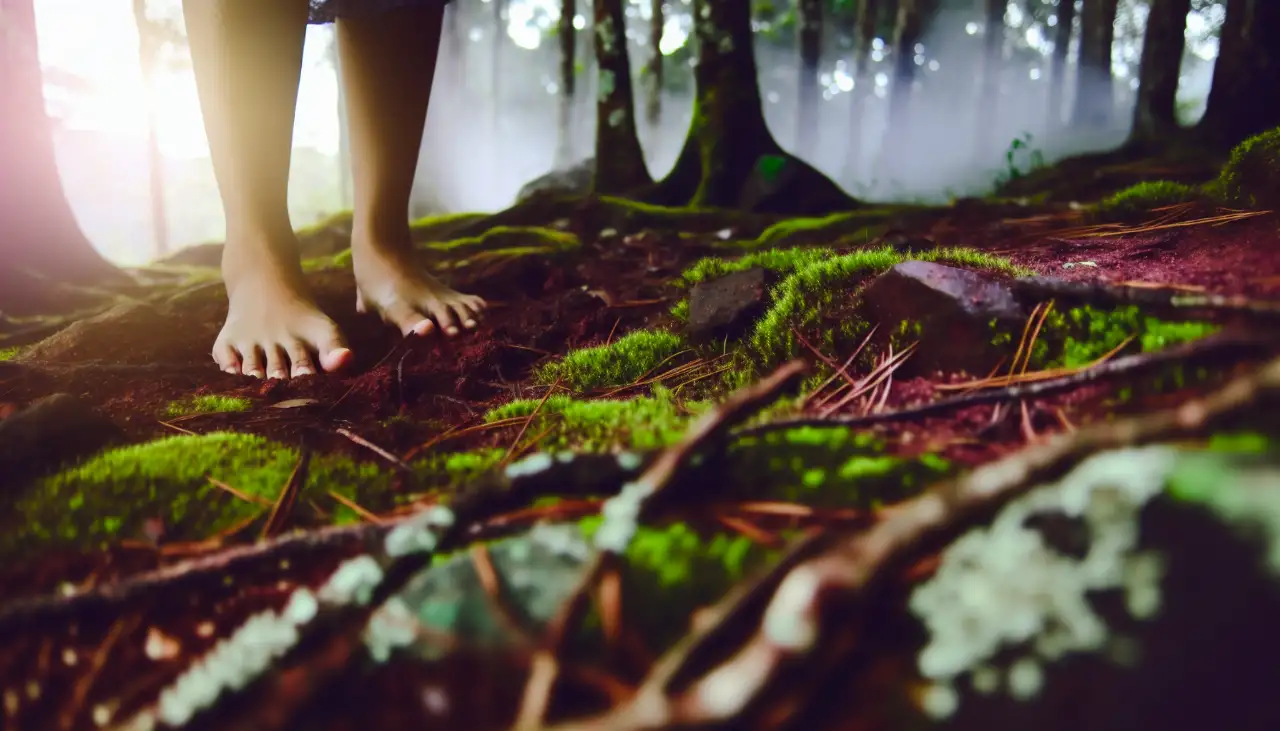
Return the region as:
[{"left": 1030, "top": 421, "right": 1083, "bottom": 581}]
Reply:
[{"left": 1, "top": 151, "right": 1280, "bottom": 731}]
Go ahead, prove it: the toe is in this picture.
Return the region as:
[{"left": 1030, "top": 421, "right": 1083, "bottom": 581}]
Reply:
[
  {"left": 426, "top": 302, "right": 460, "bottom": 337},
  {"left": 305, "top": 321, "right": 352, "bottom": 373},
  {"left": 383, "top": 300, "right": 435, "bottom": 338},
  {"left": 240, "top": 345, "right": 266, "bottom": 379},
  {"left": 286, "top": 340, "right": 316, "bottom": 378},
  {"left": 265, "top": 345, "right": 289, "bottom": 380},
  {"left": 449, "top": 301, "right": 478, "bottom": 330},
  {"left": 213, "top": 342, "right": 241, "bottom": 374}
]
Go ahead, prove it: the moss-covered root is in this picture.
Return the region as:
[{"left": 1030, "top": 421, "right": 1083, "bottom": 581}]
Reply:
[
  {"left": 1094, "top": 181, "right": 1203, "bottom": 220},
  {"left": 1210, "top": 126, "right": 1280, "bottom": 208}
]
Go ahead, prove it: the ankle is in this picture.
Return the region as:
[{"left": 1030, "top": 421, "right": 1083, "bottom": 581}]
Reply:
[{"left": 350, "top": 212, "right": 413, "bottom": 251}]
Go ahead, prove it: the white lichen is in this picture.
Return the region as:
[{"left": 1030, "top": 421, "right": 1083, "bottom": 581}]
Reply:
[
  {"left": 384, "top": 505, "right": 455, "bottom": 558},
  {"left": 505, "top": 452, "right": 554, "bottom": 480},
  {"left": 318, "top": 556, "right": 384, "bottom": 606},
  {"left": 594, "top": 480, "right": 653, "bottom": 553},
  {"left": 615, "top": 451, "right": 643, "bottom": 471},
  {"left": 908, "top": 446, "right": 1180, "bottom": 717}
]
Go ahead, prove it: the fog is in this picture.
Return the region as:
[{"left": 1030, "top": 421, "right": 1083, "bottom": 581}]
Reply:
[{"left": 37, "top": 0, "right": 1224, "bottom": 265}]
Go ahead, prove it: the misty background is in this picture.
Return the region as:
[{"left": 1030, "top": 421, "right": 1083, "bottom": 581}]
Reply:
[{"left": 34, "top": 0, "right": 1225, "bottom": 266}]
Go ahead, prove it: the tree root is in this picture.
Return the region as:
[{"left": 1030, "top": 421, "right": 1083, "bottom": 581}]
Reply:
[{"left": 532, "top": 352, "right": 1280, "bottom": 731}]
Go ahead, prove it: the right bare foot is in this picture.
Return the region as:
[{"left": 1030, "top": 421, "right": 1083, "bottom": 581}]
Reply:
[{"left": 213, "top": 234, "right": 352, "bottom": 379}]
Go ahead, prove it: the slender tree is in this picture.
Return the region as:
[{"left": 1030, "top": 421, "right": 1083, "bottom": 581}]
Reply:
[
  {"left": 844, "top": 0, "right": 881, "bottom": 179},
  {"left": 131, "top": 0, "right": 172, "bottom": 259},
  {"left": 1196, "top": 0, "right": 1280, "bottom": 150},
  {"left": 1070, "top": 0, "right": 1119, "bottom": 128},
  {"left": 650, "top": 0, "right": 852, "bottom": 213},
  {"left": 1129, "top": 0, "right": 1191, "bottom": 146},
  {"left": 0, "top": 0, "right": 125, "bottom": 313},
  {"left": 974, "top": 0, "right": 1006, "bottom": 161},
  {"left": 1045, "top": 0, "right": 1076, "bottom": 130},
  {"left": 592, "top": 0, "right": 651, "bottom": 193},
  {"left": 879, "top": 0, "right": 925, "bottom": 157},
  {"left": 554, "top": 0, "right": 577, "bottom": 167},
  {"left": 643, "top": 0, "right": 664, "bottom": 127},
  {"left": 796, "top": 0, "right": 823, "bottom": 158}
]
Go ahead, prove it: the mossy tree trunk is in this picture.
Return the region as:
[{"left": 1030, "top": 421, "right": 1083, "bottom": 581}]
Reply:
[
  {"left": 796, "top": 0, "right": 823, "bottom": 159},
  {"left": 1045, "top": 0, "right": 1076, "bottom": 130},
  {"left": 843, "top": 0, "right": 881, "bottom": 179},
  {"left": 1196, "top": 0, "right": 1280, "bottom": 151},
  {"left": 0, "top": 0, "right": 125, "bottom": 313},
  {"left": 642, "top": 0, "right": 663, "bottom": 128},
  {"left": 1128, "top": 0, "right": 1191, "bottom": 147},
  {"left": 647, "top": 0, "right": 854, "bottom": 214},
  {"left": 1070, "top": 0, "right": 1119, "bottom": 129},
  {"left": 974, "top": 0, "right": 1005, "bottom": 162},
  {"left": 591, "top": 0, "right": 652, "bottom": 194},
  {"left": 554, "top": 0, "right": 577, "bottom": 167}
]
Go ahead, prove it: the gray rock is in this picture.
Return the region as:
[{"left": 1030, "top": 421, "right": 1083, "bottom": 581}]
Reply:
[
  {"left": 687, "top": 268, "right": 774, "bottom": 340},
  {"left": 861, "top": 260, "right": 1027, "bottom": 375},
  {"left": 516, "top": 158, "right": 596, "bottom": 203}
]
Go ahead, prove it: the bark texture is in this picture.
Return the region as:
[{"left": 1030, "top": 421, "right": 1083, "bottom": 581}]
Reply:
[
  {"left": 1071, "top": 0, "right": 1119, "bottom": 128},
  {"left": 591, "top": 0, "right": 651, "bottom": 193},
  {"left": 1046, "top": 0, "right": 1076, "bottom": 129},
  {"left": 554, "top": 0, "right": 577, "bottom": 167},
  {"left": 1197, "top": 0, "right": 1280, "bottom": 150},
  {"left": 643, "top": 0, "right": 663, "bottom": 127},
  {"left": 1129, "top": 0, "right": 1191, "bottom": 144}
]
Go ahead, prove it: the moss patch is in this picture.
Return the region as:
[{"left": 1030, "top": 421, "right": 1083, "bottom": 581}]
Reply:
[
  {"left": 1211, "top": 126, "right": 1280, "bottom": 208},
  {"left": 164, "top": 394, "right": 253, "bottom": 418},
  {"left": 1094, "top": 180, "right": 1202, "bottom": 220},
  {"left": 748, "top": 245, "right": 1030, "bottom": 366},
  {"left": 423, "top": 225, "right": 580, "bottom": 256},
  {"left": 484, "top": 386, "right": 708, "bottom": 451},
  {"left": 745, "top": 207, "right": 921, "bottom": 250},
  {"left": 1044, "top": 304, "right": 1220, "bottom": 370},
  {"left": 0, "top": 346, "right": 21, "bottom": 361},
  {"left": 680, "top": 247, "right": 834, "bottom": 287},
  {"left": 536, "top": 330, "right": 687, "bottom": 391},
  {"left": 409, "top": 211, "right": 489, "bottom": 242}
]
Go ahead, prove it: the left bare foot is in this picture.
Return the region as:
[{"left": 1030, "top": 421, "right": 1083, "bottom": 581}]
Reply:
[{"left": 350, "top": 229, "right": 487, "bottom": 338}]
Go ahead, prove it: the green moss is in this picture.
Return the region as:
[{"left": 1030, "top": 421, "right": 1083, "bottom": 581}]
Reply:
[
  {"left": 536, "top": 330, "right": 687, "bottom": 391},
  {"left": 1046, "top": 305, "right": 1220, "bottom": 370},
  {"left": 670, "top": 299, "right": 690, "bottom": 322},
  {"left": 484, "top": 386, "right": 708, "bottom": 450},
  {"left": 578, "top": 516, "right": 777, "bottom": 648},
  {"left": 727, "top": 426, "right": 953, "bottom": 508},
  {"left": 745, "top": 207, "right": 920, "bottom": 249},
  {"left": 409, "top": 211, "right": 488, "bottom": 241},
  {"left": 680, "top": 247, "right": 834, "bottom": 286},
  {"left": 748, "top": 245, "right": 1029, "bottom": 366},
  {"left": 164, "top": 394, "right": 253, "bottom": 418},
  {"left": 1095, "top": 180, "right": 1202, "bottom": 219},
  {"left": 3, "top": 432, "right": 389, "bottom": 557},
  {"left": 1211, "top": 126, "right": 1280, "bottom": 208},
  {"left": 423, "top": 225, "right": 580, "bottom": 256},
  {"left": 0, "top": 346, "right": 21, "bottom": 361}
]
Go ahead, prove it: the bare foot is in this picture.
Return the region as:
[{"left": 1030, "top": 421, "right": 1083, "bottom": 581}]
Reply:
[
  {"left": 214, "top": 235, "right": 353, "bottom": 379},
  {"left": 350, "top": 229, "right": 487, "bottom": 338}
]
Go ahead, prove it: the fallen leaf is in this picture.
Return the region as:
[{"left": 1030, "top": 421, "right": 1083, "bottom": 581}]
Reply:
[{"left": 271, "top": 398, "right": 320, "bottom": 409}]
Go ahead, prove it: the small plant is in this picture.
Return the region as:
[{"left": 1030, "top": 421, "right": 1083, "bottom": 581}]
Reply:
[{"left": 994, "top": 132, "right": 1046, "bottom": 189}]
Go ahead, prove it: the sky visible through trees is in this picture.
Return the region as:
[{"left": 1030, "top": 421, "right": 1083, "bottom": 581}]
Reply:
[{"left": 33, "top": 0, "right": 1229, "bottom": 264}]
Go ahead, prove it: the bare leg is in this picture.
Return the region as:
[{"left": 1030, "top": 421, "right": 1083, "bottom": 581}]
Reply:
[
  {"left": 337, "top": 4, "right": 486, "bottom": 338},
  {"left": 185, "top": 0, "right": 352, "bottom": 378}
]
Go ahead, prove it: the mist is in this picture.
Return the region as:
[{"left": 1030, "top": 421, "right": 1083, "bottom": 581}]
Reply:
[{"left": 39, "top": 0, "right": 1225, "bottom": 265}]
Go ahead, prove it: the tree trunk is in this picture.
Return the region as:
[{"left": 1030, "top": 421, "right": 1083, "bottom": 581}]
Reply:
[
  {"left": 1129, "top": 0, "right": 1191, "bottom": 146},
  {"left": 643, "top": 0, "right": 663, "bottom": 128},
  {"left": 843, "top": 0, "right": 880, "bottom": 179},
  {"left": 880, "top": 0, "right": 924, "bottom": 156},
  {"left": 592, "top": 0, "right": 651, "bottom": 193},
  {"left": 1071, "top": 0, "right": 1119, "bottom": 128},
  {"left": 0, "top": 0, "right": 123, "bottom": 311},
  {"left": 132, "top": 0, "right": 170, "bottom": 260},
  {"left": 649, "top": 0, "right": 852, "bottom": 214},
  {"left": 1046, "top": 0, "right": 1076, "bottom": 130},
  {"left": 1196, "top": 0, "right": 1280, "bottom": 151},
  {"left": 329, "top": 32, "right": 352, "bottom": 209},
  {"left": 490, "top": 0, "right": 506, "bottom": 180},
  {"left": 554, "top": 0, "right": 577, "bottom": 167},
  {"left": 974, "top": 0, "right": 1005, "bottom": 162},
  {"left": 796, "top": 0, "right": 822, "bottom": 158}
]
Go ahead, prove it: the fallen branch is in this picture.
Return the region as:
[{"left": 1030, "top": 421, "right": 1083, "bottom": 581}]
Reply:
[
  {"left": 1011, "top": 276, "right": 1280, "bottom": 321},
  {"left": 738, "top": 332, "right": 1278, "bottom": 437},
  {"left": 534, "top": 352, "right": 1280, "bottom": 731}
]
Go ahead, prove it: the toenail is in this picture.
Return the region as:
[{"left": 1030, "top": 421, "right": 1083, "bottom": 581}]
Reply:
[
  {"left": 270, "top": 370, "right": 287, "bottom": 379},
  {"left": 223, "top": 366, "right": 237, "bottom": 374},
  {"left": 248, "top": 369, "right": 264, "bottom": 378},
  {"left": 446, "top": 327, "right": 459, "bottom": 336},
  {"left": 295, "top": 367, "right": 313, "bottom": 376},
  {"left": 464, "top": 319, "right": 477, "bottom": 328}
]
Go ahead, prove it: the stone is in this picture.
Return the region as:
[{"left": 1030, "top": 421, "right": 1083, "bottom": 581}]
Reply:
[
  {"left": 897, "top": 444, "right": 1280, "bottom": 731},
  {"left": 860, "top": 260, "right": 1027, "bottom": 375},
  {"left": 515, "top": 158, "right": 596, "bottom": 203},
  {"left": 686, "top": 268, "right": 773, "bottom": 340},
  {"left": 0, "top": 393, "right": 122, "bottom": 491}
]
